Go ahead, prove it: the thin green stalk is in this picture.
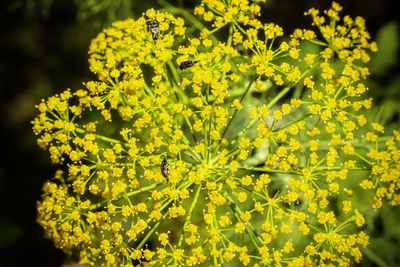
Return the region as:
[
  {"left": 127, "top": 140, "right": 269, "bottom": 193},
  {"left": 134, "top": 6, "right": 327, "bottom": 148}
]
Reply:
[
  {"left": 273, "top": 113, "right": 312, "bottom": 132},
  {"left": 225, "top": 118, "right": 257, "bottom": 151},
  {"left": 266, "top": 63, "right": 317, "bottom": 109},
  {"left": 220, "top": 79, "right": 255, "bottom": 142},
  {"left": 266, "top": 85, "right": 291, "bottom": 109},
  {"left": 224, "top": 193, "right": 262, "bottom": 248},
  {"left": 158, "top": 0, "right": 218, "bottom": 43},
  {"left": 237, "top": 184, "right": 269, "bottom": 202},
  {"left": 227, "top": 23, "right": 233, "bottom": 47},
  {"left": 302, "top": 136, "right": 392, "bottom": 152},
  {"left": 76, "top": 127, "right": 123, "bottom": 145},
  {"left": 307, "top": 39, "right": 328, "bottom": 46},
  {"left": 354, "top": 151, "right": 373, "bottom": 165},
  {"left": 166, "top": 61, "right": 181, "bottom": 87},
  {"left": 144, "top": 79, "right": 202, "bottom": 163},
  {"left": 178, "top": 184, "right": 202, "bottom": 246},
  {"left": 206, "top": 86, "right": 211, "bottom": 164},
  {"left": 136, "top": 181, "right": 194, "bottom": 250},
  {"left": 333, "top": 218, "right": 353, "bottom": 233},
  {"left": 236, "top": 166, "right": 291, "bottom": 174},
  {"left": 88, "top": 183, "right": 159, "bottom": 211},
  {"left": 136, "top": 220, "right": 162, "bottom": 250},
  {"left": 313, "top": 166, "right": 370, "bottom": 171}
]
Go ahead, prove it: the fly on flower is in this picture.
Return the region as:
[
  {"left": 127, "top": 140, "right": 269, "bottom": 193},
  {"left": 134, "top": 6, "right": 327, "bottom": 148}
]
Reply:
[
  {"left": 161, "top": 157, "right": 169, "bottom": 182},
  {"left": 291, "top": 164, "right": 302, "bottom": 172},
  {"left": 149, "top": 20, "right": 159, "bottom": 44},
  {"left": 179, "top": 60, "right": 199, "bottom": 70}
]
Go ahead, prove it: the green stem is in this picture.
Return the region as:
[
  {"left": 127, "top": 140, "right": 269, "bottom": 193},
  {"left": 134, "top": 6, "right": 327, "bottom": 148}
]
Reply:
[
  {"left": 313, "top": 166, "right": 370, "bottom": 171},
  {"left": 220, "top": 78, "right": 255, "bottom": 143},
  {"left": 333, "top": 218, "right": 353, "bottom": 233},
  {"left": 266, "top": 85, "right": 290, "bottom": 109},
  {"left": 88, "top": 183, "right": 159, "bottom": 211},
  {"left": 304, "top": 136, "right": 393, "bottom": 153},
  {"left": 266, "top": 63, "right": 317, "bottom": 109},
  {"left": 354, "top": 151, "right": 373, "bottom": 165},
  {"left": 158, "top": 0, "right": 218, "bottom": 43},
  {"left": 273, "top": 113, "right": 312, "bottom": 132},
  {"left": 76, "top": 127, "right": 123, "bottom": 145},
  {"left": 224, "top": 193, "right": 262, "bottom": 248},
  {"left": 307, "top": 39, "right": 328, "bottom": 46},
  {"left": 236, "top": 166, "right": 291, "bottom": 174},
  {"left": 206, "top": 87, "right": 211, "bottom": 164},
  {"left": 166, "top": 61, "right": 181, "bottom": 87},
  {"left": 225, "top": 119, "right": 257, "bottom": 151},
  {"left": 136, "top": 181, "right": 194, "bottom": 250},
  {"left": 178, "top": 184, "right": 202, "bottom": 246},
  {"left": 227, "top": 23, "right": 233, "bottom": 47},
  {"left": 136, "top": 220, "right": 161, "bottom": 250},
  {"left": 144, "top": 80, "right": 202, "bottom": 163}
]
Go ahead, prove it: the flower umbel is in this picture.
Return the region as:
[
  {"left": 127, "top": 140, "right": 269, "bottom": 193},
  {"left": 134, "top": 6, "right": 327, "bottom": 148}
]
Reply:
[{"left": 33, "top": 1, "right": 400, "bottom": 266}]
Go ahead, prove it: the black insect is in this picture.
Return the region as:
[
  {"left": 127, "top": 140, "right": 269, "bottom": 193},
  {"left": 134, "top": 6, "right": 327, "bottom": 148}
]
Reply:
[
  {"left": 149, "top": 20, "right": 159, "bottom": 44},
  {"left": 179, "top": 60, "right": 199, "bottom": 70},
  {"left": 291, "top": 164, "right": 302, "bottom": 172},
  {"left": 161, "top": 157, "right": 169, "bottom": 182}
]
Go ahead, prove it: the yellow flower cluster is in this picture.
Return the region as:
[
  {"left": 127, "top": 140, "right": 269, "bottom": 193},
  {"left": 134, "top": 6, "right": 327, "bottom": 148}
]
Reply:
[
  {"left": 33, "top": 1, "right": 400, "bottom": 266},
  {"left": 194, "top": 0, "right": 266, "bottom": 29},
  {"left": 362, "top": 129, "right": 400, "bottom": 209}
]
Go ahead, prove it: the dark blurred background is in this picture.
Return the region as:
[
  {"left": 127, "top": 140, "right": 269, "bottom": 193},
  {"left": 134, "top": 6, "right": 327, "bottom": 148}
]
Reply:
[{"left": 0, "top": 0, "right": 398, "bottom": 266}]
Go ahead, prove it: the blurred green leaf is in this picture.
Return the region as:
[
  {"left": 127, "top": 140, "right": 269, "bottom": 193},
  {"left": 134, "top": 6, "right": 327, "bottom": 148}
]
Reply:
[
  {"left": 369, "top": 21, "right": 399, "bottom": 76},
  {"left": 0, "top": 221, "right": 23, "bottom": 249},
  {"left": 74, "top": 0, "right": 137, "bottom": 27},
  {"left": 365, "top": 76, "right": 400, "bottom": 125},
  {"left": 7, "top": 0, "right": 54, "bottom": 19},
  {"left": 362, "top": 246, "right": 391, "bottom": 267},
  {"left": 380, "top": 205, "right": 400, "bottom": 240},
  {"left": 364, "top": 237, "right": 400, "bottom": 267}
]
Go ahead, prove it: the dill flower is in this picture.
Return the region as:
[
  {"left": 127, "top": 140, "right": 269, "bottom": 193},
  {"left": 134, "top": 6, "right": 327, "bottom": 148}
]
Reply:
[{"left": 33, "top": 1, "right": 400, "bottom": 266}]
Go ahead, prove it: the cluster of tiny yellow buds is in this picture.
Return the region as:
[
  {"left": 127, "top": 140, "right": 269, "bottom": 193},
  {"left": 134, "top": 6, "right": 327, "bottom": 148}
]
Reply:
[
  {"left": 89, "top": 9, "right": 186, "bottom": 81},
  {"left": 32, "top": 1, "right": 399, "bottom": 266},
  {"left": 361, "top": 130, "right": 400, "bottom": 209},
  {"left": 302, "top": 2, "right": 377, "bottom": 72},
  {"left": 194, "top": 0, "right": 265, "bottom": 30},
  {"left": 37, "top": 171, "right": 92, "bottom": 250}
]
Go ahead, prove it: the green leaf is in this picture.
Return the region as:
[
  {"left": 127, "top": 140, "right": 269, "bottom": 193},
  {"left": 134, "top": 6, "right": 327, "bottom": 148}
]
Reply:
[
  {"left": 364, "top": 237, "right": 400, "bottom": 267},
  {"left": 369, "top": 21, "right": 399, "bottom": 76},
  {"left": 0, "top": 221, "right": 23, "bottom": 249}
]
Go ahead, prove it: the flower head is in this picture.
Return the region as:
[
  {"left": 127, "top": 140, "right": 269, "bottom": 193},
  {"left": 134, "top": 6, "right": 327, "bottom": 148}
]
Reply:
[{"left": 32, "top": 1, "right": 399, "bottom": 266}]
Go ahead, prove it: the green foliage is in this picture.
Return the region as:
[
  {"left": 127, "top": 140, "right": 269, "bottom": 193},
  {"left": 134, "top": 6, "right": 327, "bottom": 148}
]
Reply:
[{"left": 369, "top": 22, "right": 398, "bottom": 77}]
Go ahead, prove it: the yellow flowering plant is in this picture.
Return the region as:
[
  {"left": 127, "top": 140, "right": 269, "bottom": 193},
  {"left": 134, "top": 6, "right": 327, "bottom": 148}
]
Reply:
[{"left": 32, "top": 1, "right": 400, "bottom": 266}]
